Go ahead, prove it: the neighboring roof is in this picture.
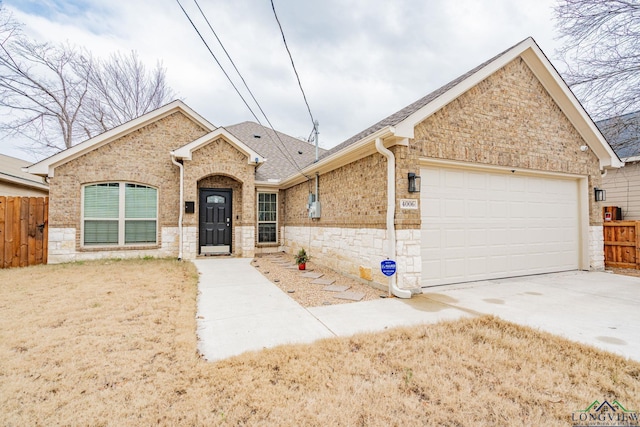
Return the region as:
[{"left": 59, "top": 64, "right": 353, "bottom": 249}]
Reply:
[
  {"left": 225, "top": 121, "right": 325, "bottom": 182},
  {"left": 596, "top": 110, "right": 640, "bottom": 160},
  {"left": 315, "top": 37, "right": 622, "bottom": 172},
  {"left": 26, "top": 100, "right": 216, "bottom": 177},
  {"left": 0, "top": 153, "right": 48, "bottom": 191},
  {"left": 171, "top": 127, "right": 265, "bottom": 166}
]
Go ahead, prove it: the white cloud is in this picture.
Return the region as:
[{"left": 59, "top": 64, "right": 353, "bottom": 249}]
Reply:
[{"left": 0, "top": 0, "right": 563, "bottom": 160}]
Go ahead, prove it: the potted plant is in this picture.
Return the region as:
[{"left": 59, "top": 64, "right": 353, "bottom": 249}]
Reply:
[{"left": 294, "top": 248, "right": 309, "bottom": 270}]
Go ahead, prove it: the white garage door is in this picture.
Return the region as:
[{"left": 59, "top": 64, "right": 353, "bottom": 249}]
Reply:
[{"left": 421, "top": 165, "right": 580, "bottom": 287}]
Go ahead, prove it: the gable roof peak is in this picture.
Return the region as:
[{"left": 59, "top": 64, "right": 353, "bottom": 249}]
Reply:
[
  {"left": 25, "top": 100, "right": 215, "bottom": 177},
  {"left": 319, "top": 36, "right": 621, "bottom": 170}
]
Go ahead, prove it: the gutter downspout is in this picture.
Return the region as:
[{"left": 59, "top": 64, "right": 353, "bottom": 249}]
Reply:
[
  {"left": 375, "top": 137, "right": 412, "bottom": 299},
  {"left": 170, "top": 152, "right": 184, "bottom": 260}
]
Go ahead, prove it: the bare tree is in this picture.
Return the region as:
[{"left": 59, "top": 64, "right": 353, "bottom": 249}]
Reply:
[
  {"left": 80, "top": 51, "right": 175, "bottom": 137},
  {"left": 555, "top": 0, "right": 640, "bottom": 121},
  {"left": 0, "top": 37, "right": 91, "bottom": 153},
  {"left": 0, "top": 6, "right": 176, "bottom": 155}
]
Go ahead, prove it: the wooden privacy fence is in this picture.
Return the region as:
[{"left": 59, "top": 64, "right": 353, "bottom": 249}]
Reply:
[
  {"left": 0, "top": 196, "right": 48, "bottom": 269},
  {"left": 603, "top": 221, "right": 640, "bottom": 269}
]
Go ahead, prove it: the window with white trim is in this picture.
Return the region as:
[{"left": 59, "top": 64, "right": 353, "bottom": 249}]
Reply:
[
  {"left": 83, "top": 183, "right": 158, "bottom": 246},
  {"left": 257, "top": 192, "right": 277, "bottom": 243}
]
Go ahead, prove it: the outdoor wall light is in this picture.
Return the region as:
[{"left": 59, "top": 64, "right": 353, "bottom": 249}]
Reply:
[
  {"left": 594, "top": 187, "right": 606, "bottom": 202},
  {"left": 408, "top": 172, "right": 421, "bottom": 193}
]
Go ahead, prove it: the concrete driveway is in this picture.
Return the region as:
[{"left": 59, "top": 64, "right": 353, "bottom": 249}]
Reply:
[{"left": 195, "top": 258, "right": 640, "bottom": 362}]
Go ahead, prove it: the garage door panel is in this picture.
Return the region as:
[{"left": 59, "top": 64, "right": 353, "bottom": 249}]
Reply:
[
  {"left": 489, "top": 255, "right": 508, "bottom": 273},
  {"left": 444, "top": 229, "right": 465, "bottom": 248},
  {"left": 509, "top": 176, "right": 527, "bottom": 191},
  {"left": 421, "top": 229, "right": 440, "bottom": 248},
  {"left": 468, "top": 173, "right": 487, "bottom": 189},
  {"left": 445, "top": 199, "right": 465, "bottom": 217},
  {"left": 468, "top": 200, "right": 487, "bottom": 218},
  {"left": 423, "top": 198, "right": 441, "bottom": 218},
  {"left": 445, "top": 170, "right": 464, "bottom": 187},
  {"left": 467, "top": 228, "right": 487, "bottom": 247},
  {"left": 467, "top": 256, "right": 488, "bottom": 275},
  {"left": 421, "top": 166, "right": 580, "bottom": 287}
]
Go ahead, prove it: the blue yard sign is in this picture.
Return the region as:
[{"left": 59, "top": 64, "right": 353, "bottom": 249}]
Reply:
[{"left": 380, "top": 259, "right": 397, "bottom": 277}]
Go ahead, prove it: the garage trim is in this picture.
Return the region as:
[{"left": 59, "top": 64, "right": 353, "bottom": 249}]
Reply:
[{"left": 418, "top": 158, "right": 590, "bottom": 278}]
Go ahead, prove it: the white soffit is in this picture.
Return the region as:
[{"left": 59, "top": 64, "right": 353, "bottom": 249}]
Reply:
[
  {"left": 393, "top": 37, "right": 622, "bottom": 170},
  {"left": 172, "top": 127, "right": 265, "bottom": 165}
]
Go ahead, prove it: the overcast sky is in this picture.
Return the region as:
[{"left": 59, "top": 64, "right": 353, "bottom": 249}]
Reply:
[{"left": 1, "top": 0, "right": 561, "bottom": 161}]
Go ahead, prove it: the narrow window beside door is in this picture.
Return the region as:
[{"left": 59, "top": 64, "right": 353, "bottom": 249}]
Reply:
[{"left": 257, "top": 192, "right": 277, "bottom": 243}]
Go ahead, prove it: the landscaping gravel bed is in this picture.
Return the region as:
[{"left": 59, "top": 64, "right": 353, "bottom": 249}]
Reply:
[{"left": 252, "top": 253, "right": 387, "bottom": 307}]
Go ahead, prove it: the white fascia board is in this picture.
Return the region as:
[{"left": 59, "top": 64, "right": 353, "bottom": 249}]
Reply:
[
  {"left": 279, "top": 126, "right": 397, "bottom": 188},
  {"left": 25, "top": 100, "right": 216, "bottom": 177},
  {"left": 393, "top": 41, "right": 534, "bottom": 138},
  {"left": 172, "top": 128, "right": 265, "bottom": 165},
  {"left": 1, "top": 173, "right": 49, "bottom": 190},
  {"left": 519, "top": 44, "right": 623, "bottom": 170},
  {"left": 255, "top": 182, "right": 281, "bottom": 192},
  {"left": 393, "top": 37, "right": 622, "bottom": 170}
]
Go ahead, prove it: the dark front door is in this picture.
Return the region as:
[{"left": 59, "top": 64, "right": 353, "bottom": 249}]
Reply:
[{"left": 199, "top": 188, "right": 232, "bottom": 254}]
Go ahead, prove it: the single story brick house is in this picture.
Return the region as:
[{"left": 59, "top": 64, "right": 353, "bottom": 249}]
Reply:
[
  {"left": 0, "top": 153, "right": 48, "bottom": 196},
  {"left": 598, "top": 111, "right": 640, "bottom": 219},
  {"left": 26, "top": 37, "right": 621, "bottom": 297}
]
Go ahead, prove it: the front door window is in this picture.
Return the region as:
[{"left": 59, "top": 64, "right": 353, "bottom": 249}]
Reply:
[{"left": 199, "top": 189, "right": 232, "bottom": 254}]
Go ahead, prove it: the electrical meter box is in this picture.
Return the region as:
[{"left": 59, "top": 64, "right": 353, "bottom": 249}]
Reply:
[{"left": 309, "top": 201, "right": 321, "bottom": 219}]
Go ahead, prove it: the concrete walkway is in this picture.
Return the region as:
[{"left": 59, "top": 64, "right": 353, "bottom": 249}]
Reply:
[
  {"left": 195, "top": 258, "right": 640, "bottom": 362},
  {"left": 195, "top": 258, "right": 335, "bottom": 360}
]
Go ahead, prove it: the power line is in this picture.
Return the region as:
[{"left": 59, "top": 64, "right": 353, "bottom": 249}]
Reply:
[
  {"left": 270, "top": 0, "right": 316, "bottom": 130},
  {"left": 175, "top": 0, "right": 309, "bottom": 177},
  {"left": 191, "top": 0, "right": 305, "bottom": 174},
  {"left": 175, "top": 0, "right": 258, "bottom": 123}
]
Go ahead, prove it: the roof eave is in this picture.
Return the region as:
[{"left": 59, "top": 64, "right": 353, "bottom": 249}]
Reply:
[
  {"left": 279, "top": 126, "right": 398, "bottom": 188},
  {"left": 519, "top": 44, "right": 623, "bottom": 170},
  {"left": 172, "top": 127, "right": 265, "bottom": 165},
  {"left": 25, "top": 100, "right": 217, "bottom": 177},
  {"left": 0, "top": 174, "right": 49, "bottom": 190},
  {"left": 393, "top": 37, "right": 623, "bottom": 170}
]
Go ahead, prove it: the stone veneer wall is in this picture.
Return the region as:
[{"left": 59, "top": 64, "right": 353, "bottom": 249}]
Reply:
[
  {"left": 47, "top": 112, "right": 209, "bottom": 263},
  {"left": 283, "top": 226, "right": 421, "bottom": 290},
  {"left": 49, "top": 226, "right": 180, "bottom": 263},
  {"left": 589, "top": 225, "right": 604, "bottom": 270}
]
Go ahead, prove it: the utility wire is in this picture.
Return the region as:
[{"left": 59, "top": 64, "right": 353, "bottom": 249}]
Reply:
[
  {"left": 191, "top": 0, "right": 305, "bottom": 172},
  {"left": 176, "top": 0, "right": 309, "bottom": 177},
  {"left": 175, "top": 0, "right": 259, "bottom": 123},
  {"left": 270, "top": 0, "right": 317, "bottom": 130}
]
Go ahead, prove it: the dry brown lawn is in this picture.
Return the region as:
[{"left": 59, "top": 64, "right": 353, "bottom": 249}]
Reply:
[{"left": 1, "top": 259, "right": 639, "bottom": 426}]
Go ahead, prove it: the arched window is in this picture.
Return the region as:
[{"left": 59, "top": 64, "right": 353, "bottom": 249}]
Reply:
[{"left": 83, "top": 183, "right": 157, "bottom": 246}]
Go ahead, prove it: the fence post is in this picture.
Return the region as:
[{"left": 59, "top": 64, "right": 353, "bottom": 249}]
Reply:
[{"left": 0, "top": 196, "right": 4, "bottom": 268}]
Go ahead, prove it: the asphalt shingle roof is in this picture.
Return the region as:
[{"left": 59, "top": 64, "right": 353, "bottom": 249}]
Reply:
[
  {"left": 596, "top": 111, "right": 640, "bottom": 159},
  {"left": 0, "top": 153, "right": 48, "bottom": 189},
  {"left": 226, "top": 38, "right": 533, "bottom": 180},
  {"left": 224, "top": 121, "right": 326, "bottom": 181}
]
